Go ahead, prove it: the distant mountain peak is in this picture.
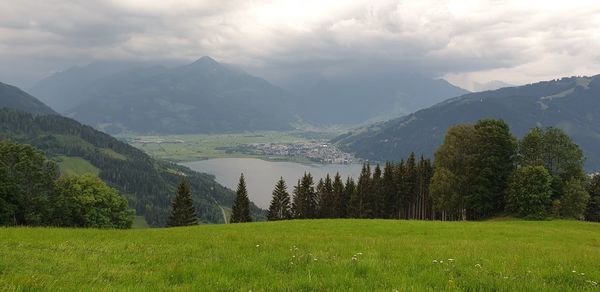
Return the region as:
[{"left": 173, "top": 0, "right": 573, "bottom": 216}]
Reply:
[{"left": 190, "top": 56, "right": 219, "bottom": 66}]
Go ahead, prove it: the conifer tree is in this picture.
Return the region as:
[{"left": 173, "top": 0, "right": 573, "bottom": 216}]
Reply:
[
  {"left": 341, "top": 177, "right": 355, "bottom": 218},
  {"left": 405, "top": 153, "right": 418, "bottom": 219},
  {"left": 267, "top": 177, "right": 292, "bottom": 221},
  {"left": 349, "top": 163, "right": 371, "bottom": 218},
  {"left": 318, "top": 174, "right": 336, "bottom": 218},
  {"left": 585, "top": 175, "right": 600, "bottom": 222},
  {"left": 366, "top": 164, "right": 384, "bottom": 218},
  {"left": 292, "top": 173, "right": 317, "bottom": 219},
  {"left": 331, "top": 173, "right": 345, "bottom": 218},
  {"left": 167, "top": 177, "right": 198, "bottom": 227},
  {"left": 382, "top": 161, "right": 397, "bottom": 218},
  {"left": 231, "top": 173, "right": 252, "bottom": 223}
]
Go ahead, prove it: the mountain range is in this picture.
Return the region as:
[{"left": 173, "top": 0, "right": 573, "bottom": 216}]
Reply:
[
  {"left": 333, "top": 75, "right": 600, "bottom": 171},
  {"left": 30, "top": 57, "right": 469, "bottom": 132},
  {"left": 0, "top": 82, "right": 265, "bottom": 226}
]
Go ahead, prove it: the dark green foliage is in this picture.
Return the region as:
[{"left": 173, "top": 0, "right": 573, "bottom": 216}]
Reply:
[
  {"left": 341, "top": 177, "right": 355, "bottom": 218},
  {"left": 291, "top": 173, "right": 317, "bottom": 219},
  {"left": 470, "top": 119, "right": 517, "bottom": 218},
  {"left": 317, "top": 174, "right": 337, "bottom": 218},
  {"left": 167, "top": 178, "right": 198, "bottom": 227},
  {"left": 0, "top": 109, "right": 264, "bottom": 226},
  {"left": 507, "top": 166, "right": 553, "bottom": 219},
  {"left": 382, "top": 162, "right": 397, "bottom": 219},
  {"left": 51, "top": 174, "right": 134, "bottom": 228},
  {"left": 585, "top": 175, "right": 600, "bottom": 222},
  {"left": 267, "top": 177, "right": 292, "bottom": 221},
  {"left": 348, "top": 163, "right": 371, "bottom": 218},
  {"left": 231, "top": 174, "right": 252, "bottom": 223},
  {"left": 0, "top": 141, "right": 57, "bottom": 225},
  {"left": 559, "top": 179, "right": 589, "bottom": 220}
]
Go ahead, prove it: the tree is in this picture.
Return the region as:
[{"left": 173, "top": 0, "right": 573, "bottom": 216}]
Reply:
[
  {"left": 367, "top": 164, "right": 384, "bottom": 218},
  {"left": 318, "top": 174, "right": 336, "bottom": 218},
  {"left": 382, "top": 162, "right": 397, "bottom": 219},
  {"left": 291, "top": 173, "right": 317, "bottom": 219},
  {"left": 231, "top": 173, "right": 252, "bottom": 223},
  {"left": 267, "top": 177, "right": 292, "bottom": 221},
  {"left": 471, "top": 119, "right": 516, "bottom": 218},
  {"left": 51, "top": 174, "right": 134, "bottom": 228},
  {"left": 331, "top": 173, "right": 345, "bottom": 218},
  {"left": 559, "top": 179, "right": 589, "bottom": 220},
  {"left": 507, "top": 166, "right": 552, "bottom": 219},
  {"left": 349, "top": 163, "right": 371, "bottom": 218},
  {"left": 0, "top": 141, "right": 57, "bottom": 226},
  {"left": 585, "top": 175, "right": 600, "bottom": 222},
  {"left": 341, "top": 177, "right": 355, "bottom": 218},
  {"left": 430, "top": 124, "right": 478, "bottom": 220},
  {"left": 167, "top": 177, "right": 198, "bottom": 227}
]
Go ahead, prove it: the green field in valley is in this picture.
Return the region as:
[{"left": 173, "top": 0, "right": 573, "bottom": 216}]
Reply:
[
  {"left": 1, "top": 219, "right": 599, "bottom": 291},
  {"left": 121, "top": 131, "right": 336, "bottom": 162}
]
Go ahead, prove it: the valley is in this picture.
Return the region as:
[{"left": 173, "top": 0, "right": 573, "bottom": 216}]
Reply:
[{"left": 121, "top": 131, "right": 358, "bottom": 164}]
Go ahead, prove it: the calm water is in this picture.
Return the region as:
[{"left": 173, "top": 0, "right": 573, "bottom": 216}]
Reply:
[{"left": 182, "top": 158, "right": 362, "bottom": 208}]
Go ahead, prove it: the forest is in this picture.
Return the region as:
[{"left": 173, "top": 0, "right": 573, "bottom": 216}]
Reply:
[{"left": 264, "top": 120, "right": 600, "bottom": 222}]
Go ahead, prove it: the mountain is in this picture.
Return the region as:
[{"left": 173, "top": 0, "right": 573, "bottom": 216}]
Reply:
[
  {"left": 334, "top": 75, "right": 600, "bottom": 171},
  {"left": 285, "top": 72, "right": 469, "bottom": 126},
  {"left": 0, "top": 82, "right": 56, "bottom": 115},
  {"left": 0, "top": 83, "right": 265, "bottom": 226},
  {"left": 31, "top": 57, "right": 295, "bottom": 134},
  {"left": 29, "top": 61, "right": 143, "bottom": 112},
  {"left": 472, "top": 80, "right": 514, "bottom": 92}
]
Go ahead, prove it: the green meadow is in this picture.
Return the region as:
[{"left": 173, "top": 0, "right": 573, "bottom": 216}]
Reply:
[{"left": 1, "top": 219, "right": 599, "bottom": 291}]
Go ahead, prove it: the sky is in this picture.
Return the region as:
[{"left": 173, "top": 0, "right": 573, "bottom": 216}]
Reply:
[{"left": 1, "top": 0, "right": 599, "bottom": 90}]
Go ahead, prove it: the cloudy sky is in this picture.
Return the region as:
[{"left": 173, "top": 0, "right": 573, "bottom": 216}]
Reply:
[{"left": 1, "top": 0, "right": 599, "bottom": 90}]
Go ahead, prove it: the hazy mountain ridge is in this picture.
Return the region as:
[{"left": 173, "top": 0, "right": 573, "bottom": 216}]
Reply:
[
  {"left": 286, "top": 72, "right": 469, "bottom": 126},
  {"left": 334, "top": 75, "right": 600, "bottom": 171},
  {"left": 33, "top": 57, "right": 295, "bottom": 134},
  {"left": 0, "top": 82, "right": 57, "bottom": 115}
]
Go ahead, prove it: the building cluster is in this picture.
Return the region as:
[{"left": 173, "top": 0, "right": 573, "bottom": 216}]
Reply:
[{"left": 245, "top": 141, "right": 360, "bottom": 164}]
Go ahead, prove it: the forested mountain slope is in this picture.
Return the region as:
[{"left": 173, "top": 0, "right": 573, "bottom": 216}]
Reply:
[
  {"left": 334, "top": 75, "right": 600, "bottom": 171},
  {"left": 0, "top": 82, "right": 56, "bottom": 115}
]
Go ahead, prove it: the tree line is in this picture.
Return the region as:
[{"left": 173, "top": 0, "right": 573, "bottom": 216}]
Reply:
[
  {"left": 258, "top": 120, "right": 600, "bottom": 222},
  {"left": 0, "top": 140, "right": 133, "bottom": 228}
]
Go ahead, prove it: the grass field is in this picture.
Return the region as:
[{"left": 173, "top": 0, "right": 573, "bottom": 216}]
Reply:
[
  {"left": 1, "top": 220, "right": 599, "bottom": 291},
  {"left": 54, "top": 155, "right": 100, "bottom": 177},
  {"left": 121, "top": 131, "right": 336, "bottom": 162}
]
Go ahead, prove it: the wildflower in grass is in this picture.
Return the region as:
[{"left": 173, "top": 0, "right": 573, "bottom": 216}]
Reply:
[
  {"left": 440, "top": 260, "right": 444, "bottom": 264},
  {"left": 256, "top": 244, "right": 260, "bottom": 248},
  {"left": 580, "top": 273, "right": 585, "bottom": 276},
  {"left": 352, "top": 256, "right": 358, "bottom": 261},
  {"left": 448, "top": 258, "right": 454, "bottom": 262},
  {"left": 356, "top": 252, "right": 363, "bottom": 255},
  {"left": 572, "top": 270, "right": 577, "bottom": 273},
  {"left": 433, "top": 260, "right": 438, "bottom": 264},
  {"left": 475, "top": 264, "right": 482, "bottom": 268}
]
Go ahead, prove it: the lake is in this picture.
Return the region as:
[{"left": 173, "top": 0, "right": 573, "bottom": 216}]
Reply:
[{"left": 182, "top": 158, "right": 362, "bottom": 208}]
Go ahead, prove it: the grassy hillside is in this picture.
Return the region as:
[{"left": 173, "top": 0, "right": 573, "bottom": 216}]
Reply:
[
  {"left": 54, "top": 155, "right": 100, "bottom": 176},
  {"left": 1, "top": 220, "right": 598, "bottom": 290}
]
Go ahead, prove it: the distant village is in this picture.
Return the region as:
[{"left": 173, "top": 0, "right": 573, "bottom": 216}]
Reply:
[{"left": 225, "top": 141, "right": 361, "bottom": 164}]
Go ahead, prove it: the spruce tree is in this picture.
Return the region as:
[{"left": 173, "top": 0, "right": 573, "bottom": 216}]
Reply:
[
  {"left": 292, "top": 173, "right": 317, "bottom": 219},
  {"left": 585, "top": 175, "right": 600, "bottom": 222},
  {"left": 341, "top": 177, "right": 355, "bottom": 218},
  {"left": 349, "top": 163, "right": 371, "bottom": 218},
  {"left": 382, "top": 161, "right": 397, "bottom": 218},
  {"left": 267, "top": 177, "right": 292, "bottom": 221},
  {"left": 167, "top": 177, "right": 198, "bottom": 227},
  {"left": 318, "top": 174, "right": 336, "bottom": 218},
  {"left": 331, "top": 173, "right": 345, "bottom": 218},
  {"left": 231, "top": 173, "right": 252, "bottom": 223}
]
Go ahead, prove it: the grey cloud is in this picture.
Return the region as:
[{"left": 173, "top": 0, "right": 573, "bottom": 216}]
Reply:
[{"left": 0, "top": 0, "right": 599, "bottom": 90}]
